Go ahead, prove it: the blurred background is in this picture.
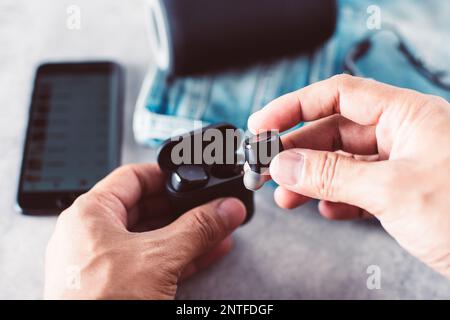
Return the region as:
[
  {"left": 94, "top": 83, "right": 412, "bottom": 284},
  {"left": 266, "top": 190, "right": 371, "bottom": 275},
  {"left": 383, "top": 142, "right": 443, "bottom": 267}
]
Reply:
[{"left": 1, "top": 0, "right": 450, "bottom": 299}]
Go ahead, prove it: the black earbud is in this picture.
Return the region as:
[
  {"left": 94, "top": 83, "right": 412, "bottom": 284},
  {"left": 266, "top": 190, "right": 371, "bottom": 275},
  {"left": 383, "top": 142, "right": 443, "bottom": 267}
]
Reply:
[
  {"left": 243, "top": 131, "right": 284, "bottom": 191},
  {"left": 171, "top": 165, "right": 209, "bottom": 192}
]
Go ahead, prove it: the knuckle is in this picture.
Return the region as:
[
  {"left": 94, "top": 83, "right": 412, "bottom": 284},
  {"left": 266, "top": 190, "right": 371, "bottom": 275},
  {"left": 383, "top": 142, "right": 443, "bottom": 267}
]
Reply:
[
  {"left": 67, "top": 193, "right": 92, "bottom": 220},
  {"left": 331, "top": 73, "right": 352, "bottom": 82},
  {"left": 331, "top": 73, "right": 355, "bottom": 89},
  {"left": 421, "top": 95, "right": 450, "bottom": 117},
  {"left": 424, "top": 94, "right": 448, "bottom": 107},
  {"left": 72, "top": 192, "right": 93, "bottom": 210},
  {"left": 313, "top": 152, "right": 340, "bottom": 199},
  {"left": 69, "top": 192, "right": 113, "bottom": 227},
  {"left": 329, "top": 74, "right": 360, "bottom": 113},
  {"left": 114, "top": 164, "right": 137, "bottom": 177},
  {"left": 77, "top": 191, "right": 116, "bottom": 214}
]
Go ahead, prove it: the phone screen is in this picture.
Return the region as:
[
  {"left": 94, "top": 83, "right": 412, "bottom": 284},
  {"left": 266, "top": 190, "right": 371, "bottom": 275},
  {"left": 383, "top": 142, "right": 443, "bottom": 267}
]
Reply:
[{"left": 18, "top": 62, "right": 123, "bottom": 214}]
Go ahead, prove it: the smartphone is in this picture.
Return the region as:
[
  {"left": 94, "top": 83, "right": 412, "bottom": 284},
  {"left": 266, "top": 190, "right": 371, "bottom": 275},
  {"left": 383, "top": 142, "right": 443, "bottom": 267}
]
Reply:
[{"left": 16, "top": 62, "right": 124, "bottom": 215}]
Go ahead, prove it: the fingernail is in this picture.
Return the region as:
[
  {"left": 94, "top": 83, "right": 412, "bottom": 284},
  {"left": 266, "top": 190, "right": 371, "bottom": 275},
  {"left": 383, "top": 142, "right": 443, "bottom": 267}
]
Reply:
[
  {"left": 270, "top": 150, "right": 304, "bottom": 186},
  {"left": 247, "top": 111, "right": 261, "bottom": 134},
  {"left": 217, "top": 198, "right": 246, "bottom": 229}
]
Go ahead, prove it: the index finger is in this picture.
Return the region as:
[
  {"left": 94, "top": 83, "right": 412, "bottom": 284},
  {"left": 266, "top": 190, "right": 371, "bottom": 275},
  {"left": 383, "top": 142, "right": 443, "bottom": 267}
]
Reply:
[{"left": 248, "top": 74, "right": 419, "bottom": 133}]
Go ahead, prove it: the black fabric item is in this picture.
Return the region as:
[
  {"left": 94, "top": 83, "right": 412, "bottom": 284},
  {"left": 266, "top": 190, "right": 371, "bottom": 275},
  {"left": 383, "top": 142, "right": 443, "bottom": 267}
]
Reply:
[{"left": 151, "top": 0, "right": 337, "bottom": 75}]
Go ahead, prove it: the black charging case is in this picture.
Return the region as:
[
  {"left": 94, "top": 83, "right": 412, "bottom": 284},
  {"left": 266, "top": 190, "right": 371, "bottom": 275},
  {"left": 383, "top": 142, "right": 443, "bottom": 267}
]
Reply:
[{"left": 157, "top": 123, "right": 254, "bottom": 223}]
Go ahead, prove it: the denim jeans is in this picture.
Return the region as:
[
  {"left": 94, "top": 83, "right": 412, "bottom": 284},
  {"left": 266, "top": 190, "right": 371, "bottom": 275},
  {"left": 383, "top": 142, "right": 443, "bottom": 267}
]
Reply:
[{"left": 133, "top": 0, "right": 450, "bottom": 147}]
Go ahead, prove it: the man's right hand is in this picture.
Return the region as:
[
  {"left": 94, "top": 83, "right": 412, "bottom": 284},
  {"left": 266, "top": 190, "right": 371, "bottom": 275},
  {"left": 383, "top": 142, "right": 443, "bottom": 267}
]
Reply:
[{"left": 248, "top": 74, "right": 450, "bottom": 279}]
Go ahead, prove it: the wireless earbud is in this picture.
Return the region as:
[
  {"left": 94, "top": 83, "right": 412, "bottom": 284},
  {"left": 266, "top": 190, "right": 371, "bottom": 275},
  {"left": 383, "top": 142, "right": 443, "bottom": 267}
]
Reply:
[
  {"left": 243, "top": 131, "right": 284, "bottom": 191},
  {"left": 171, "top": 165, "right": 209, "bottom": 192}
]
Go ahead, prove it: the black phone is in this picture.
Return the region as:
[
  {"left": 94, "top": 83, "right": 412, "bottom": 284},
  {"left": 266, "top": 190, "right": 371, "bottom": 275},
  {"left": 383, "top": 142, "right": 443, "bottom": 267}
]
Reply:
[{"left": 16, "top": 61, "right": 124, "bottom": 215}]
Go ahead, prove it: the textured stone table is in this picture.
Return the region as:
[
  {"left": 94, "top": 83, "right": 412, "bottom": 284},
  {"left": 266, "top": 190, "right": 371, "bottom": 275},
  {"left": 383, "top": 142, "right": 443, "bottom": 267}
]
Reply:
[{"left": 1, "top": 0, "right": 449, "bottom": 299}]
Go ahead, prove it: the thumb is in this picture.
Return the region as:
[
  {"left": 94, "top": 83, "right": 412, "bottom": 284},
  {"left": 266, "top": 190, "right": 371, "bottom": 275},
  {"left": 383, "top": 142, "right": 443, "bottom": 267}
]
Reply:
[
  {"left": 164, "top": 198, "right": 246, "bottom": 266},
  {"left": 270, "top": 149, "right": 385, "bottom": 209}
]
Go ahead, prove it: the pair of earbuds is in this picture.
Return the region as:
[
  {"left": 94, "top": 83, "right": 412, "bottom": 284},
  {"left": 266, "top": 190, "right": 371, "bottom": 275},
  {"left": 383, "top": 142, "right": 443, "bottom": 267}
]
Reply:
[
  {"left": 170, "top": 130, "right": 284, "bottom": 192},
  {"left": 170, "top": 163, "right": 242, "bottom": 192}
]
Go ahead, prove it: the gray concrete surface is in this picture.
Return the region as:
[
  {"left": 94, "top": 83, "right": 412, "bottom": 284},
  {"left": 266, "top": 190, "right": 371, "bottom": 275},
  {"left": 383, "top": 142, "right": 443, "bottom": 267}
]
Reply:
[{"left": 1, "top": 0, "right": 449, "bottom": 299}]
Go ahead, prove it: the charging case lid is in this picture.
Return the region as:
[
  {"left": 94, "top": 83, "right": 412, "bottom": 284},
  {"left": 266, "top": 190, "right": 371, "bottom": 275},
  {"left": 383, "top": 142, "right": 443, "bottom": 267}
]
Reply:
[{"left": 157, "top": 123, "right": 241, "bottom": 173}]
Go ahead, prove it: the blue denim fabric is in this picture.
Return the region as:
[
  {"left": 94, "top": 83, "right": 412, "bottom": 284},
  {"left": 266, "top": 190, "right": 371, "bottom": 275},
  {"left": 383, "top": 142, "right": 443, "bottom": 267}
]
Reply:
[{"left": 133, "top": 0, "right": 450, "bottom": 147}]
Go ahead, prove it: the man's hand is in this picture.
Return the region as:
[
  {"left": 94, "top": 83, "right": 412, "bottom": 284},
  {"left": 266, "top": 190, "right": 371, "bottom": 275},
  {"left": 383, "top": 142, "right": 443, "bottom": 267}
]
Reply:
[
  {"left": 248, "top": 74, "right": 450, "bottom": 278},
  {"left": 44, "top": 164, "right": 246, "bottom": 299}
]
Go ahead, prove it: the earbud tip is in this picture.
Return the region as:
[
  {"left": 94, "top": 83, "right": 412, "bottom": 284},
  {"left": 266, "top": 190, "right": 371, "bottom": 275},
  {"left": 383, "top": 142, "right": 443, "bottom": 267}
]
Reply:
[{"left": 243, "top": 170, "right": 265, "bottom": 191}]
